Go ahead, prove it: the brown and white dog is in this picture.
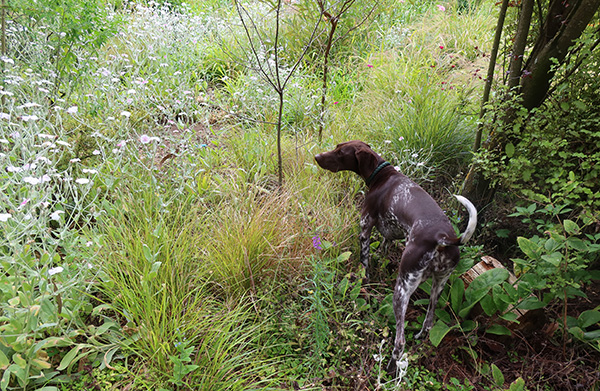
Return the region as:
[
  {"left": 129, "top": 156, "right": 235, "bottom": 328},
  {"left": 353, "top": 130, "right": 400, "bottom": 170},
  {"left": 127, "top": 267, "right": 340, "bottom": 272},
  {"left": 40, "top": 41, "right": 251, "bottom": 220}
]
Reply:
[{"left": 315, "top": 140, "right": 477, "bottom": 371}]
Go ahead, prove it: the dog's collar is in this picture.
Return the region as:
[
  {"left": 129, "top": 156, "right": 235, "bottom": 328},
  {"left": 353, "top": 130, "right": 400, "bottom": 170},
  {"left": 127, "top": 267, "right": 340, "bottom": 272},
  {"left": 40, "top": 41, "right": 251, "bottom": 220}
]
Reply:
[{"left": 365, "top": 161, "right": 391, "bottom": 186}]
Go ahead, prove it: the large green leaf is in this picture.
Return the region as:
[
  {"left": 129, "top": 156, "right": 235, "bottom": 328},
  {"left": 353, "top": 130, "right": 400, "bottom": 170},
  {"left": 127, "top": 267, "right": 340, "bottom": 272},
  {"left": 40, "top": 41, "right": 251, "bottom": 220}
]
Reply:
[
  {"left": 517, "top": 237, "right": 541, "bottom": 260},
  {"left": 429, "top": 320, "right": 457, "bottom": 347},
  {"left": 578, "top": 310, "right": 600, "bottom": 329},
  {"left": 465, "top": 268, "right": 509, "bottom": 302},
  {"left": 450, "top": 279, "right": 465, "bottom": 314}
]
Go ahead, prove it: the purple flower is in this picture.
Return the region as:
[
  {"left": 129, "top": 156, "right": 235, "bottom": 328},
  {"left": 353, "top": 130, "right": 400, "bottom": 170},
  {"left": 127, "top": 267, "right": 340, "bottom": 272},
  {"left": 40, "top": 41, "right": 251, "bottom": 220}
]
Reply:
[{"left": 312, "top": 235, "right": 323, "bottom": 250}]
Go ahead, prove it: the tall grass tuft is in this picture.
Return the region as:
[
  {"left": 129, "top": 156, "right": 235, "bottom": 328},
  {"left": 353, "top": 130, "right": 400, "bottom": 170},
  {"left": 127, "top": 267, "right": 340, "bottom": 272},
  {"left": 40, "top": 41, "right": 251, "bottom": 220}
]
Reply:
[{"left": 95, "top": 169, "right": 273, "bottom": 388}]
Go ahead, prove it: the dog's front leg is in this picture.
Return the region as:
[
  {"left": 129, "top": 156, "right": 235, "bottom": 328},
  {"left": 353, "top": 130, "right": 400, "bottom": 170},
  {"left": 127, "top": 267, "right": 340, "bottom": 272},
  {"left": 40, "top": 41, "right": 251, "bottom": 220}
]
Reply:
[{"left": 359, "top": 213, "right": 375, "bottom": 281}]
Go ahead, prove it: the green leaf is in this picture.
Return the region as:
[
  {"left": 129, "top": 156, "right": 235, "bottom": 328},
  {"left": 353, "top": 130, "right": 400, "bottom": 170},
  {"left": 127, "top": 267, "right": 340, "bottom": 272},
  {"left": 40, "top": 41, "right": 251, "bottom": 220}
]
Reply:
[
  {"left": 567, "top": 237, "right": 588, "bottom": 251},
  {"left": 517, "top": 296, "right": 546, "bottom": 310},
  {"left": 578, "top": 310, "right": 600, "bottom": 329},
  {"left": 460, "top": 320, "right": 477, "bottom": 332},
  {"left": 509, "top": 377, "right": 526, "bottom": 391},
  {"left": 429, "top": 320, "right": 456, "bottom": 347},
  {"left": 12, "top": 354, "right": 26, "bottom": 369},
  {"left": 57, "top": 345, "right": 83, "bottom": 371},
  {"left": 450, "top": 279, "right": 464, "bottom": 314},
  {"left": 541, "top": 252, "right": 562, "bottom": 266},
  {"left": 458, "top": 299, "right": 481, "bottom": 318},
  {"left": 505, "top": 143, "right": 515, "bottom": 158},
  {"left": 500, "top": 312, "right": 519, "bottom": 323},
  {"left": 336, "top": 251, "right": 351, "bottom": 262},
  {"left": 563, "top": 219, "right": 580, "bottom": 235},
  {"left": 142, "top": 244, "right": 154, "bottom": 262},
  {"left": 465, "top": 268, "right": 509, "bottom": 302},
  {"left": 487, "top": 324, "right": 512, "bottom": 336},
  {"left": 338, "top": 277, "right": 350, "bottom": 297},
  {"left": 1, "top": 366, "right": 12, "bottom": 391},
  {"left": 95, "top": 321, "right": 118, "bottom": 336},
  {"left": 569, "top": 326, "right": 585, "bottom": 340},
  {"left": 491, "top": 363, "right": 505, "bottom": 386},
  {"left": 583, "top": 329, "right": 600, "bottom": 340},
  {"left": 147, "top": 261, "right": 162, "bottom": 280},
  {"left": 32, "top": 358, "right": 52, "bottom": 369},
  {"left": 480, "top": 295, "right": 497, "bottom": 316},
  {"left": 517, "top": 237, "right": 541, "bottom": 260},
  {"left": 349, "top": 282, "right": 362, "bottom": 301},
  {"left": 0, "top": 350, "right": 8, "bottom": 368}
]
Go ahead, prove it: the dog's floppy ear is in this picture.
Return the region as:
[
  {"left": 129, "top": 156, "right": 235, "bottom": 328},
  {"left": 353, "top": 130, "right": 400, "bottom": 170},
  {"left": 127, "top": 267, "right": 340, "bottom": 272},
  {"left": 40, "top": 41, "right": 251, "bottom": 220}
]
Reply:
[{"left": 355, "top": 145, "right": 378, "bottom": 179}]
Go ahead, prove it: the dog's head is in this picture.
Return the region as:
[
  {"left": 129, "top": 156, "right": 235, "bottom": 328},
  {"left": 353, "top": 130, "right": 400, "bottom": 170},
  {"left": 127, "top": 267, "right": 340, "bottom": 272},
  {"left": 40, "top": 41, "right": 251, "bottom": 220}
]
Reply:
[{"left": 314, "top": 140, "right": 379, "bottom": 179}]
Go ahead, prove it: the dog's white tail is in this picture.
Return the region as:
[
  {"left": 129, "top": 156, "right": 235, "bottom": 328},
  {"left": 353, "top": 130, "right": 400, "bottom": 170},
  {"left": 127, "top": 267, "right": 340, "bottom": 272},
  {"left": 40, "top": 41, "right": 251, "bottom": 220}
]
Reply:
[{"left": 454, "top": 195, "right": 477, "bottom": 244}]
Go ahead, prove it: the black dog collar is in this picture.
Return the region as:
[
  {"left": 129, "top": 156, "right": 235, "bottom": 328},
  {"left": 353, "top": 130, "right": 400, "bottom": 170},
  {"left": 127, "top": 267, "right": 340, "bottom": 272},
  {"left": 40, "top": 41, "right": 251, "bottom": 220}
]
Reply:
[{"left": 366, "top": 161, "right": 391, "bottom": 186}]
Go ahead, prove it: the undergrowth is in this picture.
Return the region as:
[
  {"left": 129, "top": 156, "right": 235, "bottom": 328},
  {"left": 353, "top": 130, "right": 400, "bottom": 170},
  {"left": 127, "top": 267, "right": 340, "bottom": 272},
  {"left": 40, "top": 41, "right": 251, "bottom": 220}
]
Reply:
[{"left": 2, "top": 0, "right": 598, "bottom": 390}]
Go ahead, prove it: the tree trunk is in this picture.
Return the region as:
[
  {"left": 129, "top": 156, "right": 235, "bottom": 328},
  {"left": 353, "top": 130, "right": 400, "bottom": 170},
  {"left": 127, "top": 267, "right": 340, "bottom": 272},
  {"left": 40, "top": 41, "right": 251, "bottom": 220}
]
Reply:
[
  {"left": 520, "top": 0, "right": 600, "bottom": 109},
  {"left": 462, "top": 0, "right": 600, "bottom": 210}
]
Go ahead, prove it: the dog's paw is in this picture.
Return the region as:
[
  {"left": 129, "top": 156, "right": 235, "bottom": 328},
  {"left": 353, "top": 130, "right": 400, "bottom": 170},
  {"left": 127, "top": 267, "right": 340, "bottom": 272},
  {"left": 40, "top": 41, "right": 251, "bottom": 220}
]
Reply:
[{"left": 386, "top": 353, "right": 409, "bottom": 381}]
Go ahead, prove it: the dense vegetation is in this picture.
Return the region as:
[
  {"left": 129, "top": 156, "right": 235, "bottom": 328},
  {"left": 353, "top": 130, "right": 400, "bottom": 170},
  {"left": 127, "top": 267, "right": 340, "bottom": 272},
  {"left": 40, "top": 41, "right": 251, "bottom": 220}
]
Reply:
[{"left": 0, "top": 0, "right": 598, "bottom": 390}]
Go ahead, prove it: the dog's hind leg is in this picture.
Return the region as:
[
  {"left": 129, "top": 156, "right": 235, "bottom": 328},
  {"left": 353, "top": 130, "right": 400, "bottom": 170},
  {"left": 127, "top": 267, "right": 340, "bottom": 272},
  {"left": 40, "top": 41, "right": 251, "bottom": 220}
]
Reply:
[
  {"left": 391, "top": 270, "right": 422, "bottom": 360},
  {"left": 414, "top": 270, "right": 452, "bottom": 340}
]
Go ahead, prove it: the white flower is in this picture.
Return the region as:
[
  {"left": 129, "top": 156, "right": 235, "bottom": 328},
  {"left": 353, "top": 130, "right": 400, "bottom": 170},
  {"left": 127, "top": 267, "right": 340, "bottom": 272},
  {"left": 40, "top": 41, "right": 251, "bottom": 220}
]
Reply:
[
  {"left": 92, "top": 150, "right": 101, "bottom": 156},
  {"left": 38, "top": 133, "right": 55, "bottom": 139},
  {"left": 1, "top": 56, "right": 14, "bottom": 65},
  {"left": 0, "top": 138, "right": 8, "bottom": 144},
  {"left": 50, "top": 210, "right": 65, "bottom": 221},
  {"left": 22, "top": 115, "right": 39, "bottom": 122},
  {"left": 0, "top": 113, "right": 10, "bottom": 120},
  {"left": 36, "top": 156, "right": 51, "bottom": 164},
  {"left": 24, "top": 176, "right": 41, "bottom": 185},
  {"left": 66, "top": 106, "right": 78, "bottom": 114},
  {"left": 0, "top": 213, "right": 12, "bottom": 222},
  {"left": 75, "top": 178, "right": 90, "bottom": 184},
  {"left": 86, "top": 241, "right": 94, "bottom": 247},
  {"left": 56, "top": 140, "right": 70, "bottom": 147},
  {"left": 127, "top": 89, "right": 136, "bottom": 94},
  {"left": 48, "top": 266, "right": 64, "bottom": 276},
  {"left": 140, "top": 135, "right": 160, "bottom": 144},
  {"left": 121, "top": 110, "right": 131, "bottom": 118},
  {"left": 82, "top": 168, "right": 98, "bottom": 174},
  {"left": 70, "top": 158, "right": 81, "bottom": 163},
  {"left": 18, "top": 102, "right": 41, "bottom": 109}
]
